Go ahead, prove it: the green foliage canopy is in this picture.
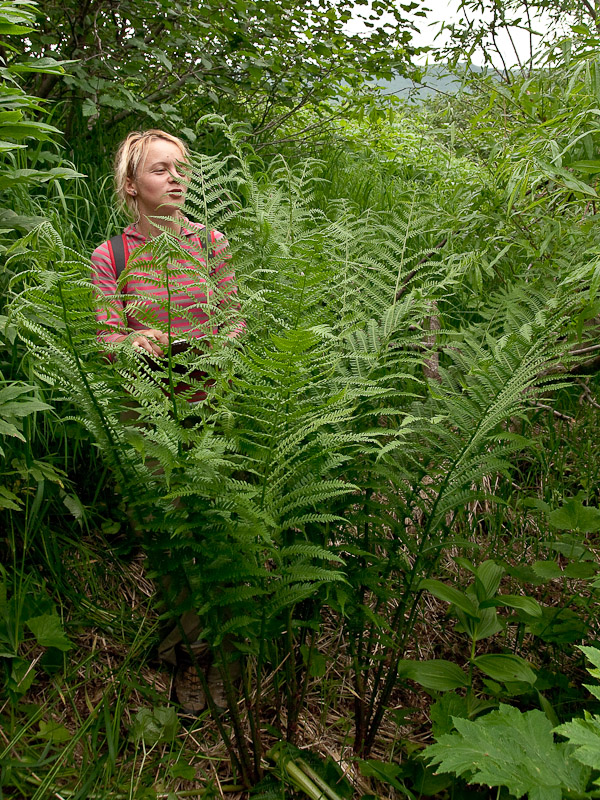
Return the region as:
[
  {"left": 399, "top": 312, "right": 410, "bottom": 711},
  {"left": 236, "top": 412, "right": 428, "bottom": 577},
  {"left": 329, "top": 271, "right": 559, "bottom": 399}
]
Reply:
[{"left": 24, "top": 0, "right": 424, "bottom": 146}]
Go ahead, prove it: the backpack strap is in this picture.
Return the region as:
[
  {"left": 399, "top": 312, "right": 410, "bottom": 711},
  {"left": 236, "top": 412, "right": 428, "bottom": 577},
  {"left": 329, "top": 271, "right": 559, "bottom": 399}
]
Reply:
[{"left": 107, "top": 233, "right": 128, "bottom": 280}]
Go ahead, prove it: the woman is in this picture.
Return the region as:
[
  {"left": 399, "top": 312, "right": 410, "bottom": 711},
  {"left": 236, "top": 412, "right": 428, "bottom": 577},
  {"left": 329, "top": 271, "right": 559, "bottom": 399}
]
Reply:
[
  {"left": 91, "top": 129, "right": 242, "bottom": 364},
  {"left": 91, "top": 130, "right": 241, "bottom": 712}
]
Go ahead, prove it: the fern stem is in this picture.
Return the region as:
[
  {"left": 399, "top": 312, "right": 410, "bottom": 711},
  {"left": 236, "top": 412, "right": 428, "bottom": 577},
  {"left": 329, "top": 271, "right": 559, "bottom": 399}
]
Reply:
[
  {"left": 253, "top": 607, "right": 267, "bottom": 759},
  {"left": 392, "top": 191, "right": 416, "bottom": 305},
  {"left": 216, "top": 640, "right": 257, "bottom": 785},
  {"left": 162, "top": 252, "right": 179, "bottom": 428},
  {"left": 285, "top": 606, "right": 299, "bottom": 742}
]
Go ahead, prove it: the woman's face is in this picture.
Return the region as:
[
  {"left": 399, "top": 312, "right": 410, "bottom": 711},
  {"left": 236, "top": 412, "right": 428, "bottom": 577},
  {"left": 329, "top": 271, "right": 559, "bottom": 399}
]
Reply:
[{"left": 126, "top": 138, "right": 187, "bottom": 221}]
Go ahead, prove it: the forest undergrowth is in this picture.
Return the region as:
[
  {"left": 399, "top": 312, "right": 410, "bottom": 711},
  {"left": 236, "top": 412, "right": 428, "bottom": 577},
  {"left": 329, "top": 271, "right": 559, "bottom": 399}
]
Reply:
[{"left": 4, "top": 3, "right": 600, "bottom": 798}]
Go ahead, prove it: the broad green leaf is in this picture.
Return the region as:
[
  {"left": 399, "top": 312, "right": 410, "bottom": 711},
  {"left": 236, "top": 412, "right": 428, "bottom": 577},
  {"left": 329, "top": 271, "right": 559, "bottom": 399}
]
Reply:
[
  {"left": 525, "top": 607, "right": 589, "bottom": 645},
  {"left": 169, "top": 763, "right": 196, "bottom": 780},
  {"left": 0, "top": 120, "right": 60, "bottom": 140},
  {"left": 430, "top": 692, "right": 470, "bottom": 737},
  {"left": 9, "top": 57, "right": 74, "bottom": 75},
  {"left": 0, "top": 384, "right": 41, "bottom": 402},
  {"left": 398, "top": 659, "right": 469, "bottom": 691},
  {"left": 547, "top": 499, "right": 600, "bottom": 533},
  {"left": 456, "top": 605, "right": 502, "bottom": 642},
  {"left": 570, "top": 159, "right": 600, "bottom": 174},
  {"left": 0, "top": 419, "right": 24, "bottom": 439},
  {"left": 0, "top": 23, "right": 33, "bottom": 35},
  {"left": 0, "top": 139, "right": 25, "bottom": 151},
  {"left": 25, "top": 614, "right": 72, "bottom": 651},
  {"left": 564, "top": 562, "right": 597, "bottom": 579},
  {"left": 473, "top": 654, "right": 536, "bottom": 684},
  {"left": 474, "top": 560, "right": 504, "bottom": 601},
  {"left": 130, "top": 706, "right": 179, "bottom": 745},
  {"left": 300, "top": 644, "right": 327, "bottom": 678},
  {"left": 553, "top": 646, "right": 600, "bottom": 770},
  {"left": 38, "top": 720, "right": 72, "bottom": 743},
  {"left": 419, "top": 579, "right": 479, "bottom": 618},
  {"left": 555, "top": 714, "right": 600, "bottom": 770},
  {"left": 9, "top": 658, "right": 36, "bottom": 695},
  {"left": 532, "top": 560, "right": 562, "bottom": 579},
  {"left": 485, "top": 595, "right": 542, "bottom": 617},
  {"left": 357, "top": 759, "right": 403, "bottom": 790},
  {"left": 82, "top": 98, "right": 97, "bottom": 118},
  {"left": 543, "top": 535, "right": 593, "bottom": 560},
  {"left": 425, "top": 704, "right": 590, "bottom": 800}
]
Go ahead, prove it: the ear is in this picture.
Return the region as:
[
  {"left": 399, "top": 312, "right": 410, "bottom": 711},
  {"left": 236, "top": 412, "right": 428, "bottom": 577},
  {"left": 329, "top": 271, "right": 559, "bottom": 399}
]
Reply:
[{"left": 125, "top": 176, "right": 137, "bottom": 197}]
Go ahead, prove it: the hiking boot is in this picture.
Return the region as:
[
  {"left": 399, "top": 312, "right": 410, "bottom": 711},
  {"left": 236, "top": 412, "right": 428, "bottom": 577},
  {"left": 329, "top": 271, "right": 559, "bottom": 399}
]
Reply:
[{"left": 174, "top": 663, "right": 207, "bottom": 713}]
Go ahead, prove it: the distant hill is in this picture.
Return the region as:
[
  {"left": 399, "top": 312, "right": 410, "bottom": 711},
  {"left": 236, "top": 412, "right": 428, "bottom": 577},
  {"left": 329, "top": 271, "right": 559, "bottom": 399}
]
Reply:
[{"left": 374, "top": 64, "right": 492, "bottom": 102}]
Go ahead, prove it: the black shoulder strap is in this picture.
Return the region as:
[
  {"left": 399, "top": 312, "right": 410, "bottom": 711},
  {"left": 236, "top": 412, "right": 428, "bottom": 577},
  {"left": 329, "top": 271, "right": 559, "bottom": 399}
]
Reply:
[{"left": 109, "top": 233, "right": 127, "bottom": 279}]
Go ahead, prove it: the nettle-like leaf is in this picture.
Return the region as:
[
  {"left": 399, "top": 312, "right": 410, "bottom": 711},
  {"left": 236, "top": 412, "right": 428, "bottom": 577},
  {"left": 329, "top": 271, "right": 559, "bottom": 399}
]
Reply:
[
  {"left": 25, "top": 613, "right": 72, "bottom": 651},
  {"left": 554, "top": 646, "right": 600, "bottom": 774},
  {"left": 424, "top": 704, "right": 590, "bottom": 800},
  {"left": 555, "top": 713, "right": 600, "bottom": 772},
  {"left": 547, "top": 498, "right": 600, "bottom": 533}
]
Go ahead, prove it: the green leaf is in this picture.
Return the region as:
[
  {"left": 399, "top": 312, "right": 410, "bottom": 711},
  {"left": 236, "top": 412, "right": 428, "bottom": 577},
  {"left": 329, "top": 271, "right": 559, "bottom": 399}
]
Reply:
[
  {"left": 38, "top": 720, "right": 73, "bottom": 743},
  {"left": 419, "top": 579, "right": 479, "bottom": 618},
  {"left": 544, "top": 535, "right": 593, "bottom": 560},
  {"left": 0, "top": 119, "right": 60, "bottom": 140},
  {"left": 532, "top": 560, "right": 562, "bottom": 579},
  {"left": 474, "top": 559, "right": 504, "bottom": 601},
  {"left": 81, "top": 98, "right": 97, "bottom": 118},
  {"left": 398, "top": 659, "right": 469, "bottom": 691},
  {"left": 0, "top": 139, "right": 25, "bottom": 152},
  {"left": 579, "top": 645, "right": 600, "bottom": 673},
  {"left": 570, "top": 159, "right": 600, "bottom": 174},
  {"left": 0, "top": 23, "right": 33, "bottom": 35},
  {"left": 300, "top": 644, "right": 327, "bottom": 677},
  {"left": 455, "top": 606, "right": 502, "bottom": 642},
  {"left": 168, "top": 763, "right": 196, "bottom": 780},
  {"left": 551, "top": 646, "right": 600, "bottom": 770},
  {"left": 0, "top": 419, "right": 24, "bottom": 439},
  {"left": 130, "top": 706, "right": 179, "bottom": 745},
  {"left": 9, "top": 658, "right": 36, "bottom": 695},
  {"left": 0, "top": 485, "right": 21, "bottom": 510},
  {"left": 9, "top": 57, "right": 73, "bottom": 74},
  {"left": 488, "top": 594, "right": 542, "bottom": 617},
  {"left": 564, "top": 562, "right": 597, "bottom": 579},
  {"left": 473, "top": 654, "right": 536, "bottom": 684},
  {"left": 357, "top": 759, "right": 403, "bottom": 790},
  {"left": 555, "top": 714, "right": 600, "bottom": 770},
  {"left": 25, "top": 614, "right": 72, "bottom": 651},
  {"left": 425, "top": 704, "right": 590, "bottom": 800},
  {"left": 430, "top": 692, "right": 470, "bottom": 738},
  {"left": 525, "top": 607, "right": 589, "bottom": 644},
  {"left": 547, "top": 498, "right": 600, "bottom": 533}
]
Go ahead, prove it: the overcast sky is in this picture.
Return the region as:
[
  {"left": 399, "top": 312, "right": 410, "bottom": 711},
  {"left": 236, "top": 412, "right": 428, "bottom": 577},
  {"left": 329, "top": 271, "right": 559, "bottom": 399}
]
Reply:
[{"left": 348, "top": 0, "right": 556, "bottom": 68}]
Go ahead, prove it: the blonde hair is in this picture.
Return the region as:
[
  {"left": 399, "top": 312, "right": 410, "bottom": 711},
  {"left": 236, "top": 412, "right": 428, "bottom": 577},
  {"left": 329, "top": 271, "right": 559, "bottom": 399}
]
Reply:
[{"left": 114, "top": 129, "right": 189, "bottom": 218}]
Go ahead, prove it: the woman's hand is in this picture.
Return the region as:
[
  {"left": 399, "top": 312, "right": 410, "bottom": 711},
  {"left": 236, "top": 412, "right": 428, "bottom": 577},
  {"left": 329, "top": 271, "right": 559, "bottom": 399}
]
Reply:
[{"left": 118, "top": 328, "right": 169, "bottom": 357}]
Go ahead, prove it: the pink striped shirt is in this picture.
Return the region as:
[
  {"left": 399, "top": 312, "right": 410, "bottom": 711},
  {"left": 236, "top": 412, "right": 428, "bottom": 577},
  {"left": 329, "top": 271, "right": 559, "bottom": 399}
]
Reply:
[{"left": 91, "top": 220, "right": 243, "bottom": 343}]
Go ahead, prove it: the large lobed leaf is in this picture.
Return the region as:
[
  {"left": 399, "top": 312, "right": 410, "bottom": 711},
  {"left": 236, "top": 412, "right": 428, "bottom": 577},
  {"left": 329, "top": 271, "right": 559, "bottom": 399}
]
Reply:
[{"left": 424, "top": 704, "right": 590, "bottom": 800}]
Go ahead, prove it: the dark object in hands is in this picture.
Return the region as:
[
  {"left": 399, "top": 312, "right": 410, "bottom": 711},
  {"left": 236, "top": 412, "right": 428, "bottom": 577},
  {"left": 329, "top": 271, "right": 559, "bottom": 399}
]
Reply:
[{"left": 144, "top": 339, "right": 194, "bottom": 375}]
